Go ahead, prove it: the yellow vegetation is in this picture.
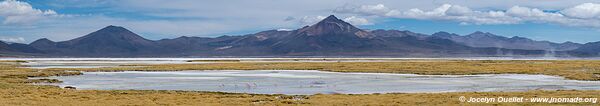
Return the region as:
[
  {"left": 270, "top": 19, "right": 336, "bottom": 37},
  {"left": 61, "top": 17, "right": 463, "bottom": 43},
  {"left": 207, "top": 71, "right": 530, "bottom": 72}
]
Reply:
[
  {"left": 186, "top": 60, "right": 241, "bottom": 62},
  {"left": 62, "top": 60, "right": 600, "bottom": 80}
]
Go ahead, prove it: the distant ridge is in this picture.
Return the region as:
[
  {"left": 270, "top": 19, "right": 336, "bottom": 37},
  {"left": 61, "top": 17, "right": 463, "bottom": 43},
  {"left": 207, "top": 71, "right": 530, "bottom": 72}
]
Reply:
[
  {"left": 28, "top": 25, "right": 160, "bottom": 56},
  {"left": 2, "top": 15, "right": 594, "bottom": 57},
  {"left": 431, "top": 31, "right": 581, "bottom": 51}
]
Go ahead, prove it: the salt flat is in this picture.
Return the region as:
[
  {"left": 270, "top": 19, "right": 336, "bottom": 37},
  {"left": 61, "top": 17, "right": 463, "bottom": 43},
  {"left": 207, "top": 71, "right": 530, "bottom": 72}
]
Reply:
[{"left": 34, "top": 70, "right": 600, "bottom": 95}]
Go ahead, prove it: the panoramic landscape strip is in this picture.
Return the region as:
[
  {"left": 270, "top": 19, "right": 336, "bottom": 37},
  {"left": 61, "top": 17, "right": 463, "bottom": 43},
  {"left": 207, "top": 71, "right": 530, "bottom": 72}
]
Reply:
[{"left": 3, "top": 0, "right": 600, "bottom": 105}]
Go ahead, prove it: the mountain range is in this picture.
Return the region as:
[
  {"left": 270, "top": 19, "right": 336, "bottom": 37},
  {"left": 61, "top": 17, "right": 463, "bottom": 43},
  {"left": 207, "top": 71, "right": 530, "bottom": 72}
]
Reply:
[
  {"left": 2, "top": 15, "right": 600, "bottom": 57},
  {"left": 431, "top": 31, "right": 581, "bottom": 51}
]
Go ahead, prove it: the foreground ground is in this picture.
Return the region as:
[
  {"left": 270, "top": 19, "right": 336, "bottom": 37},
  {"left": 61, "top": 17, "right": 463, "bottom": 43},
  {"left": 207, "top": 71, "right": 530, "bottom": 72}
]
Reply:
[{"left": 1, "top": 60, "right": 599, "bottom": 105}]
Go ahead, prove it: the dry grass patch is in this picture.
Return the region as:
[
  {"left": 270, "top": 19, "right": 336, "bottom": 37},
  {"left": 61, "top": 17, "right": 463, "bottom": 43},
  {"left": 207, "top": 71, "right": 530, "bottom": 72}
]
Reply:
[
  {"left": 186, "top": 60, "right": 241, "bottom": 62},
  {"left": 61, "top": 60, "right": 600, "bottom": 80}
]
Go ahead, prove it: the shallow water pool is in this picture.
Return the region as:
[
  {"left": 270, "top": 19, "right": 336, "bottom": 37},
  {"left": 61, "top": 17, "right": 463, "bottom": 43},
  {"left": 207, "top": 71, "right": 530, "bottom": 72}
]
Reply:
[{"left": 34, "top": 70, "right": 600, "bottom": 95}]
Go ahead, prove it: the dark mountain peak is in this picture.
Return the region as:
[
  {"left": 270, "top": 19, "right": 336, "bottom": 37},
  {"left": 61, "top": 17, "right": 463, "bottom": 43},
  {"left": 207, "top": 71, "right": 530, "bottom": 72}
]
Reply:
[
  {"left": 508, "top": 36, "right": 534, "bottom": 42},
  {"left": 431, "top": 31, "right": 460, "bottom": 39},
  {"left": 31, "top": 38, "right": 54, "bottom": 43},
  {"left": 38, "top": 38, "right": 51, "bottom": 41},
  {"left": 29, "top": 38, "right": 57, "bottom": 52},
  {"left": 88, "top": 25, "right": 140, "bottom": 38},
  {"left": 51, "top": 25, "right": 157, "bottom": 55},
  {"left": 177, "top": 36, "right": 191, "bottom": 39},
  {"left": 468, "top": 31, "right": 496, "bottom": 36},
  {"left": 297, "top": 15, "right": 373, "bottom": 38},
  {"left": 30, "top": 38, "right": 56, "bottom": 47},
  {"left": 471, "top": 31, "right": 486, "bottom": 35},
  {"left": 101, "top": 25, "right": 128, "bottom": 31},
  {"left": 509, "top": 36, "right": 529, "bottom": 40},
  {"left": 312, "top": 15, "right": 351, "bottom": 27},
  {"left": 94, "top": 25, "right": 133, "bottom": 36},
  {"left": 433, "top": 31, "right": 451, "bottom": 35},
  {"left": 562, "top": 41, "right": 580, "bottom": 45},
  {"left": 510, "top": 36, "right": 523, "bottom": 38},
  {"left": 432, "top": 31, "right": 454, "bottom": 36},
  {"left": 68, "top": 25, "right": 149, "bottom": 43},
  {"left": 322, "top": 15, "right": 341, "bottom": 22},
  {"left": 267, "top": 15, "right": 383, "bottom": 53},
  {"left": 467, "top": 31, "right": 504, "bottom": 38},
  {"left": 32, "top": 25, "right": 160, "bottom": 56}
]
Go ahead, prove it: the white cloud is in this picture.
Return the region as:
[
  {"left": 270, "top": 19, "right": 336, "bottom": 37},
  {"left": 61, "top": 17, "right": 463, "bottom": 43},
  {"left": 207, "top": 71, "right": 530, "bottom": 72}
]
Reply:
[
  {"left": 283, "top": 16, "right": 295, "bottom": 21},
  {"left": 276, "top": 28, "right": 293, "bottom": 31},
  {"left": 0, "top": 37, "right": 25, "bottom": 43},
  {"left": 336, "top": 3, "right": 600, "bottom": 29},
  {"left": 343, "top": 16, "right": 372, "bottom": 25},
  {"left": 339, "top": 4, "right": 519, "bottom": 25},
  {"left": 561, "top": 3, "right": 600, "bottom": 19},
  {"left": 334, "top": 4, "right": 390, "bottom": 16},
  {"left": 0, "top": 0, "right": 60, "bottom": 25},
  {"left": 504, "top": 5, "right": 600, "bottom": 28},
  {"left": 298, "top": 16, "right": 326, "bottom": 25},
  {"left": 445, "top": 5, "right": 472, "bottom": 16},
  {"left": 387, "top": 4, "right": 521, "bottom": 25}
]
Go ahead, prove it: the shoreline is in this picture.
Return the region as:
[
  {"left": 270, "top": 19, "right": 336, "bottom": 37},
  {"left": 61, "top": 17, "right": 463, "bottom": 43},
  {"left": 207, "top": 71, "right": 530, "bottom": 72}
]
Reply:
[{"left": 44, "top": 60, "right": 600, "bottom": 81}]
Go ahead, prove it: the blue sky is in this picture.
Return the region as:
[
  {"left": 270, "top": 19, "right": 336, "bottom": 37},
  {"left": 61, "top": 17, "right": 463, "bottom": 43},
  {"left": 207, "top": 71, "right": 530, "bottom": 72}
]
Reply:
[{"left": 1, "top": 0, "right": 600, "bottom": 44}]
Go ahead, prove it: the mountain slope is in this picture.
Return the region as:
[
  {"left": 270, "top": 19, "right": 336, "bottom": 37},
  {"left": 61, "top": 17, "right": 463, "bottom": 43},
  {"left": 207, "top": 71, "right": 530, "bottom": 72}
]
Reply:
[
  {"left": 431, "top": 31, "right": 581, "bottom": 51},
  {"left": 0, "top": 41, "right": 44, "bottom": 56},
  {"left": 217, "top": 15, "right": 546, "bottom": 56},
  {"left": 64, "top": 25, "right": 156, "bottom": 52},
  {"left": 155, "top": 36, "right": 244, "bottom": 55},
  {"left": 570, "top": 41, "right": 600, "bottom": 56},
  {"left": 32, "top": 26, "right": 160, "bottom": 56},
  {"left": 8, "top": 43, "right": 43, "bottom": 53},
  {"left": 0, "top": 41, "right": 15, "bottom": 52},
  {"left": 24, "top": 15, "right": 555, "bottom": 57},
  {"left": 370, "top": 29, "right": 428, "bottom": 39},
  {"left": 268, "top": 15, "right": 384, "bottom": 54}
]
